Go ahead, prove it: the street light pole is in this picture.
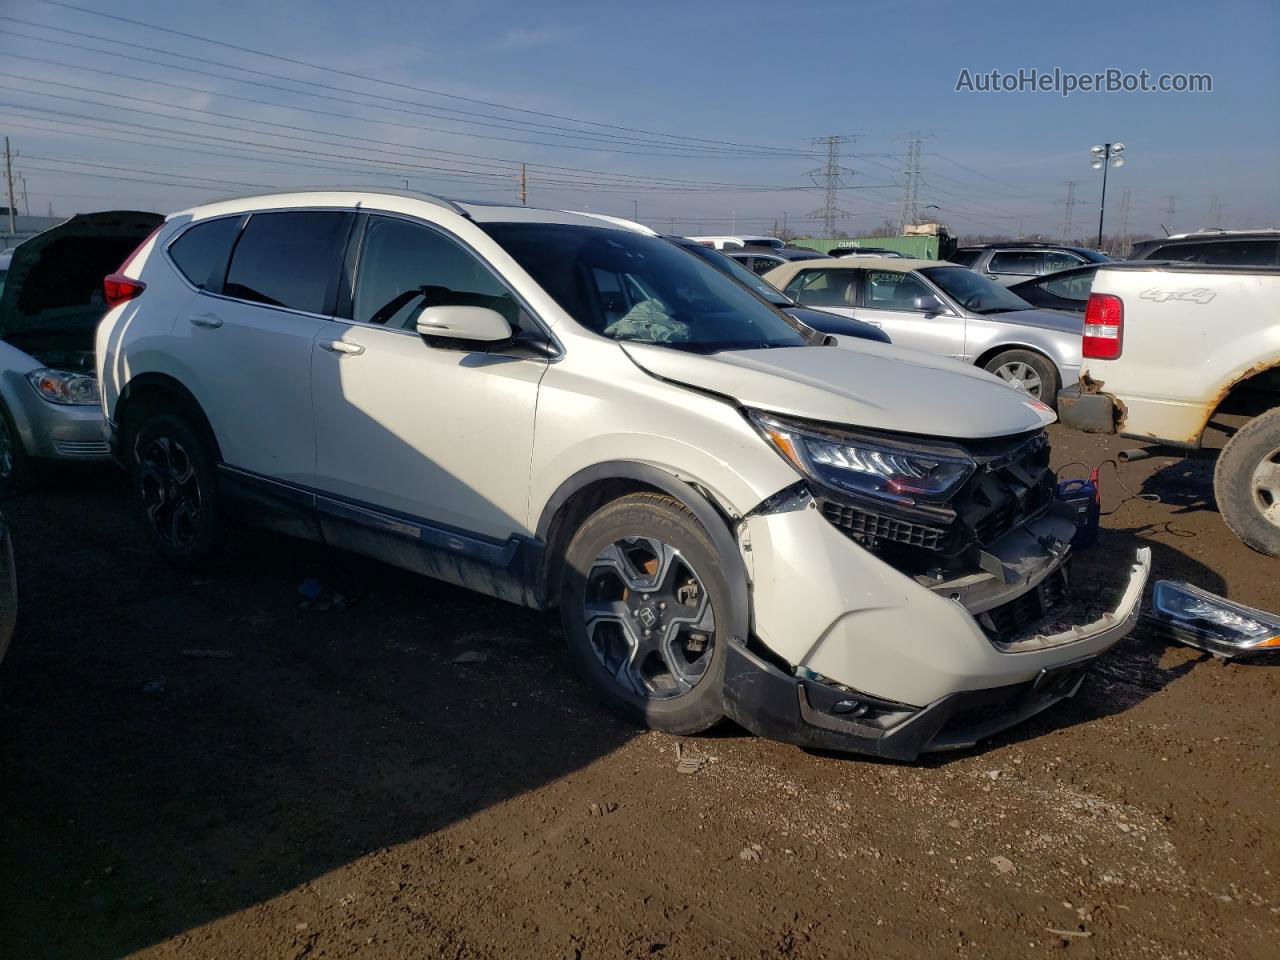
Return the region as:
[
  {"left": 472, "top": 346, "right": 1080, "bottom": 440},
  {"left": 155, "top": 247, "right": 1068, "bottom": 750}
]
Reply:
[
  {"left": 1090, "top": 142, "right": 1126, "bottom": 252},
  {"left": 1096, "top": 143, "right": 1111, "bottom": 250}
]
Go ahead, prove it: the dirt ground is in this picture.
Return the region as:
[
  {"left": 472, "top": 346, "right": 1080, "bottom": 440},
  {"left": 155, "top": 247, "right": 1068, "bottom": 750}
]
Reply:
[{"left": 2, "top": 425, "right": 1278, "bottom": 960}]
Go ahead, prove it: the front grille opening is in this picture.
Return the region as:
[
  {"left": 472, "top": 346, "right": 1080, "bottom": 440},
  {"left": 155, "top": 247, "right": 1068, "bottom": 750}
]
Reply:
[
  {"left": 819, "top": 500, "right": 947, "bottom": 551},
  {"left": 979, "top": 567, "right": 1070, "bottom": 642}
]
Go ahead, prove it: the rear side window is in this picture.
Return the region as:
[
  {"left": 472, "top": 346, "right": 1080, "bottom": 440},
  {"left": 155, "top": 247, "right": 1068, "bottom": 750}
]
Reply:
[
  {"left": 787, "top": 269, "right": 855, "bottom": 307},
  {"left": 1042, "top": 251, "right": 1084, "bottom": 272},
  {"left": 988, "top": 251, "right": 1044, "bottom": 275},
  {"left": 169, "top": 217, "right": 241, "bottom": 289},
  {"left": 950, "top": 250, "right": 981, "bottom": 267},
  {"left": 223, "top": 211, "right": 352, "bottom": 314}
]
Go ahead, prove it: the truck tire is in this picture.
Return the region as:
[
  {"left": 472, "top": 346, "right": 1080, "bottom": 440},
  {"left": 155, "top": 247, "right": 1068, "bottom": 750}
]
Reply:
[
  {"left": 560, "top": 492, "right": 728, "bottom": 735},
  {"left": 1214, "top": 406, "right": 1280, "bottom": 557},
  {"left": 983, "top": 349, "right": 1059, "bottom": 407}
]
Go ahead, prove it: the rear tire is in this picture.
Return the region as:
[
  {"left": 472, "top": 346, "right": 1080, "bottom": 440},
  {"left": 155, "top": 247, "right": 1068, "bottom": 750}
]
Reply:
[
  {"left": 1214, "top": 406, "right": 1280, "bottom": 557},
  {"left": 126, "top": 411, "right": 227, "bottom": 568},
  {"left": 983, "top": 349, "right": 1059, "bottom": 407},
  {"left": 559, "top": 492, "right": 728, "bottom": 735}
]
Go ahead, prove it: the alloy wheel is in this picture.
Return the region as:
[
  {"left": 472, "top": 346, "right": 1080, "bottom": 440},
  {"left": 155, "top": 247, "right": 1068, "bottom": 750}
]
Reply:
[
  {"left": 993, "top": 360, "right": 1044, "bottom": 398},
  {"left": 1251, "top": 445, "right": 1280, "bottom": 530},
  {"left": 138, "top": 436, "right": 204, "bottom": 549},
  {"left": 583, "top": 536, "right": 716, "bottom": 700}
]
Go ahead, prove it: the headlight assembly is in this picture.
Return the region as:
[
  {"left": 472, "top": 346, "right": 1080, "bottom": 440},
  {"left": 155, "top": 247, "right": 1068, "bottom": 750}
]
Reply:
[
  {"left": 26, "top": 368, "right": 101, "bottom": 406},
  {"left": 748, "top": 410, "right": 975, "bottom": 505}
]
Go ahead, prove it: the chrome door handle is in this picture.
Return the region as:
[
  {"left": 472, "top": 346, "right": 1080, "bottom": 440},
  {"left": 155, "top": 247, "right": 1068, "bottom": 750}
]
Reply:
[
  {"left": 319, "top": 340, "right": 365, "bottom": 356},
  {"left": 188, "top": 314, "right": 223, "bottom": 329}
]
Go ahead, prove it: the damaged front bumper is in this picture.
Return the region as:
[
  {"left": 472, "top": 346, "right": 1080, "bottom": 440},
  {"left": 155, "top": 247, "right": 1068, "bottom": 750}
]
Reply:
[
  {"left": 735, "top": 487, "right": 1151, "bottom": 759},
  {"left": 726, "top": 548, "right": 1149, "bottom": 760}
]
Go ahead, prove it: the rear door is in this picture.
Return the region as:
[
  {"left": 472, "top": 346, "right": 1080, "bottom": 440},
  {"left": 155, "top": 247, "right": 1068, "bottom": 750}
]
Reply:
[
  {"left": 854, "top": 268, "right": 966, "bottom": 359},
  {"left": 170, "top": 209, "right": 352, "bottom": 485}
]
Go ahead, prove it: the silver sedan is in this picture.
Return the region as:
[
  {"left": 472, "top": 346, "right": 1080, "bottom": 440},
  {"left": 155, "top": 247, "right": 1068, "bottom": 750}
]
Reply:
[{"left": 762, "top": 257, "right": 1083, "bottom": 406}]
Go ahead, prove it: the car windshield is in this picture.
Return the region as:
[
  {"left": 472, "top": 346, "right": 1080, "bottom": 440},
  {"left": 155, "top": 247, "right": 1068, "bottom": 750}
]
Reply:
[
  {"left": 921, "top": 266, "right": 1033, "bottom": 315},
  {"left": 482, "top": 223, "right": 813, "bottom": 352},
  {"left": 678, "top": 242, "right": 790, "bottom": 305}
]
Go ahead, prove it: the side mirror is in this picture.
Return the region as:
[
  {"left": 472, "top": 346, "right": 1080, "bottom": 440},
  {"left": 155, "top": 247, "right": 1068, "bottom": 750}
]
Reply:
[
  {"left": 914, "top": 295, "right": 945, "bottom": 314},
  {"left": 415, "top": 306, "right": 512, "bottom": 343}
]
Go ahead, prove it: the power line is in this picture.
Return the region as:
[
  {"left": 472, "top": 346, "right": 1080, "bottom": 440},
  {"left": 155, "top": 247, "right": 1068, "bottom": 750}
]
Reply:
[{"left": 26, "top": 0, "right": 815, "bottom": 159}]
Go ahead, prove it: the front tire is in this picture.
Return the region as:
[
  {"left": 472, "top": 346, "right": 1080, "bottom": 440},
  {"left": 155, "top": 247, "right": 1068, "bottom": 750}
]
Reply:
[
  {"left": 559, "top": 492, "right": 729, "bottom": 734},
  {"left": 127, "top": 411, "right": 226, "bottom": 568},
  {"left": 983, "top": 349, "right": 1059, "bottom": 407},
  {"left": 1214, "top": 406, "right": 1280, "bottom": 557},
  {"left": 0, "top": 399, "right": 28, "bottom": 498}
]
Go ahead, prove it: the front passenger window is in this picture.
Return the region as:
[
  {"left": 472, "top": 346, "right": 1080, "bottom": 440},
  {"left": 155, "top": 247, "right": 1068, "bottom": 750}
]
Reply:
[
  {"left": 789, "top": 269, "right": 854, "bottom": 307},
  {"left": 353, "top": 217, "right": 519, "bottom": 330}
]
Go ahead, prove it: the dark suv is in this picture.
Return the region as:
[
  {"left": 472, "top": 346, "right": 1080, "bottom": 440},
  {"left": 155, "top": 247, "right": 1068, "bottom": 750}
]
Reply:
[
  {"left": 951, "top": 243, "right": 1109, "bottom": 286},
  {"left": 1128, "top": 230, "right": 1280, "bottom": 266}
]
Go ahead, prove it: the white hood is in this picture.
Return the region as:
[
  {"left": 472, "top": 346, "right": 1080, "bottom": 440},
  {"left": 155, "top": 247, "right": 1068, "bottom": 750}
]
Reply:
[{"left": 622, "top": 341, "right": 1056, "bottom": 439}]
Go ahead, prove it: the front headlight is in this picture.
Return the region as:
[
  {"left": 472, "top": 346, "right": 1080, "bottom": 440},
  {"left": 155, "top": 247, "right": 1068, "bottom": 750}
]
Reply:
[
  {"left": 26, "top": 368, "right": 101, "bottom": 405},
  {"left": 748, "top": 410, "right": 975, "bottom": 505}
]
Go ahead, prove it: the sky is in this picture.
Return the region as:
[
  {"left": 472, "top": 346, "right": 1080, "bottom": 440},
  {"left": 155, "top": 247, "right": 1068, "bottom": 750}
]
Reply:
[{"left": 0, "top": 0, "right": 1276, "bottom": 240}]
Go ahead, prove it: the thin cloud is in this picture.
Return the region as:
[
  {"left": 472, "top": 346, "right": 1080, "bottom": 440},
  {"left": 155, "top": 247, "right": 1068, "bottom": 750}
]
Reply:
[{"left": 489, "top": 25, "right": 575, "bottom": 51}]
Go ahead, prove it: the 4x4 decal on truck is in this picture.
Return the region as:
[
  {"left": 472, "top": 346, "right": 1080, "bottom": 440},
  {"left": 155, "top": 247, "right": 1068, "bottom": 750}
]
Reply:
[{"left": 1139, "top": 287, "right": 1216, "bottom": 304}]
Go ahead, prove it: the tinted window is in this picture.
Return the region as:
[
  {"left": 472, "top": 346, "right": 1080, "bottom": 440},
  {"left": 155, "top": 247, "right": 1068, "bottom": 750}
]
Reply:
[
  {"left": 169, "top": 217, "right": 241, "bottom": 289},
  {"left": 950, "top": 250, "right": 982, "bottom": 267},
  {"left": 353, "top": 217, "right": 518, "bottom": 329},
  {"left": 481, "top": 223, "right": 812, "bottom": 351},
  {"left": 789, "top": 269, "right": 855, "bottom": 307},
  {"left": 987, "top": 251, "right": 1044, "bottom": 275},
  {"left": 1153, "top": 240, "right": 1279, "bottom": 266},
  {"left": 223, "top": 211, "right": 351, "bottom": 314},
  {"left": 1042, "top": 268, "right": 1095, "bottom": 301},
  {"left": 749, "top": 256, "right": 784, "bottom": 276},
  {"left": 864, "top": 270, "right": 940, "bottom": 311}
]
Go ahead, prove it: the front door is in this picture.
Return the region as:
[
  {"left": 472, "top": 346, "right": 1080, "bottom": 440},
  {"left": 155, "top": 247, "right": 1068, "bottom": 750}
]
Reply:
[
  {"left": 310, "top": 214, "right": 548, "bottom": 542},
  {"left": 854, "top": 269, "right": 966, "bottom": 360}
]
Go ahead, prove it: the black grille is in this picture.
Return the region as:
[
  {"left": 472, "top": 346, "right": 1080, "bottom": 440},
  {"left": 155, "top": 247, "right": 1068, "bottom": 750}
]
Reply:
[
  {"left": 980, "top": 567, "right": 1070, "bottom": 641},
  {"left": 820, "top": 500, "right": 947, "bottom": 551}
]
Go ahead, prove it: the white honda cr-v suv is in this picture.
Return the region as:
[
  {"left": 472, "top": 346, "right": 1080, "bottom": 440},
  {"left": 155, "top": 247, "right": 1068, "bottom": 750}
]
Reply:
[{"left": 97, "top": 190, "right": 1149, "bottom": 760}]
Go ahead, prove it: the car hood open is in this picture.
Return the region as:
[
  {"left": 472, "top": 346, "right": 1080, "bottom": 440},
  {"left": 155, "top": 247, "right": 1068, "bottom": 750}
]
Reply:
[
  {"left": 621, "top": 340, "right": 1056, "bottom": 439},
  {"left": 0, "top": 210, "right": 162, "bottom": 345}
]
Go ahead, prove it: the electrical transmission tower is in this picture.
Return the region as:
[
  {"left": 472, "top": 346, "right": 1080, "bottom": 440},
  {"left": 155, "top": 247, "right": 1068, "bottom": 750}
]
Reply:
[
  {"left": 1059, "top": 180, "right": 1080, "bottom": 242},
  {"left": 1117, "top": 188, "right": 1132, "bottom": 257},
  {"left": 1205, "top": 195, "right": 1222, "bottom": 228},
  {"left": 805, "top": 135, "right": 858, "bottom": 238},
  {"left": 899, "top": 137, "right": 923, "bottom": 228}
]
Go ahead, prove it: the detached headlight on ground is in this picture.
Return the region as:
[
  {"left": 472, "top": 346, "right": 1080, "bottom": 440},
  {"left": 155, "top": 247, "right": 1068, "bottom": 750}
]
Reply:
[
  {"left": 1145, "top": 580, "right": 1280, "bottom": 658},
  {"left": 748, "top": 410, "right": 975, "bottom": 505},
  {"left": 26, "top": 368, "right": 101, "bottom": 405}
]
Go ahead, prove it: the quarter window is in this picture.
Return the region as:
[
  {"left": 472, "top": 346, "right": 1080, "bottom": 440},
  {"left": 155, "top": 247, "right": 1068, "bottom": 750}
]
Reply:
[
  {"left": 223, "top": 211, "right": 352, "bottom": 314},
  {"left": 169, "top": 216, "right": 241, "bottom": 289},
  {"left": 352, "top": 216, "right": 519, "bottom": 330}
]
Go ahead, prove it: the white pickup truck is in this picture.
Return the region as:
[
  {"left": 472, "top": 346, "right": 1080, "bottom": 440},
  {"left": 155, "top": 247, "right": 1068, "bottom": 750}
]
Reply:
[{"left": 1058, "top": 261, "right": 1280, "bottom": 556}]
